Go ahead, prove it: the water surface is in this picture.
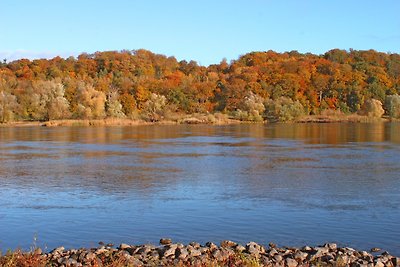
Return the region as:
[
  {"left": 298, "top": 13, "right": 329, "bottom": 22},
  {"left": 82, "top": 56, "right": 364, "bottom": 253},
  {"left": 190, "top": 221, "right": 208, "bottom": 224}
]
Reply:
[{"left": 0, "top": 123, "right": 399, "bottom": 254}]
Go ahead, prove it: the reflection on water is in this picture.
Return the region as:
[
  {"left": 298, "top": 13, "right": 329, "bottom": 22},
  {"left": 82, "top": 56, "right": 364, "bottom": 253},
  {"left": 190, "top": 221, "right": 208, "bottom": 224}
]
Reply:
[{"left": 0, "top": 123, "right": 399, "bottom": 255}]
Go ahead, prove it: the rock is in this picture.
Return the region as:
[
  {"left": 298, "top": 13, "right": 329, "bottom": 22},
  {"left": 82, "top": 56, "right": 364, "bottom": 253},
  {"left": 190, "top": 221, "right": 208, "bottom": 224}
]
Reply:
[
  {"left": 286, "top": 257, "right": 298, "bottom": 267},
  {"left": 50, "top": 246, "right": 65, "bottom": 254},
  {"left": 321, "top": 254, "right": 334, "bottom": 261},
  {"left": 125, "top": 255, "right": 143, "bottom": 266},
  {"left": 269, "top": 242, "right": 277, "bottom": 248},
  {"left": 119, "top": 243, "right": 131, "bottom": 250},
  {"left": 162, "top": 245, "right": 177, "bottom": 258},
  {"left": 370, "top": 247, "right": 381, "bottom": 252},
  {"left": 246, "top": 241, "right": 264, "bottom": 255},
  {"left": 159, "top": 238, "right": 172, "bottom": 245},
  {"left": 206, "top": 242, "right": 218, "bottom": 252},
  {"left": 392, "top": 257, "right": 400, "bottom": 266},
  {"left": 374, "top": 261, "right": 385, "bottom": 267},
  {"left": 95, "top": 247, "right": 109, "bottom": 254},
  {"left": 324, "top": 243, "right": 337, "bottom": 250},
  {"left": 301, "top": 246, "right": 313, "bottom": 252},
  {"left": 269, "top": 248, "right": 278, "bottom": 256},
  {"left": 212, "top": 249, "right": 223, "bottom": 261},
  {"left": 189, "top": 248, "right": 202, "bottom": 257},
  {"left": 189, "top": 242, "right": 201, "bottom": 248},
  {"left": 315, "top": 246, "right": 330, "bottom": 255},
  {"left": 136, "top": 245, "right": 152, "bottom": 255},
  {"left": 294, "top": 251, "right": 308, "bottom": 261},
  {"left": 175, "top": 247, "right": 189, "bottom": 260},
  {"left": 235, "top": 244, "right": 246, "bottom": 253},
  {"left": 274, "top": 254, "right": 283, "bottom": 262},
  {"left": 199, "top": 247, "right": 209, "bottom": 254},
  {"left": 85, "top": 252, "right": 96, "bottom": 261},
  {"left": 67, "top": 258, "right": 78, "bottom": 266},
  {"left": 220, "top": 240, "right": 237, "bottom": 248}
]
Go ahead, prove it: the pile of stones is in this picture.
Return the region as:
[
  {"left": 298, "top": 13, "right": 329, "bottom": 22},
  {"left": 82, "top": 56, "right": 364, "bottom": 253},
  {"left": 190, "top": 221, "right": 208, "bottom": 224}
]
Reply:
[{"left": 40, "top": 239, "right": 400, "bottom": 266}]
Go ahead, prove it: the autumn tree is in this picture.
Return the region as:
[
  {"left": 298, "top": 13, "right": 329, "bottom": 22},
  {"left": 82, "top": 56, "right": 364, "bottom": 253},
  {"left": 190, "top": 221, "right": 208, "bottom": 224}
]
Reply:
[{"left": 75, "top": 82, "right": 106, "bottom": 119}]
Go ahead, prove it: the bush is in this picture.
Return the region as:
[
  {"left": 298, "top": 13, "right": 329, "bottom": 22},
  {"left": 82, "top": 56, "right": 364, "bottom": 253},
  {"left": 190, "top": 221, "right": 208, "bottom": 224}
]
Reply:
[
  {"left": 141, "top": 93, "right": 167, "bottom": 122},
  {"left": 232, "top": 92, "right": 265, "bottom": 121},
  {"left": 385, "top": 95, "right": 400, "bottom": 118},
  {"left": 264, "top": 97, "right": 305, "bottom": 122},
  {"left": 359, "top": 99, "right": 384, "bottom": 118}
]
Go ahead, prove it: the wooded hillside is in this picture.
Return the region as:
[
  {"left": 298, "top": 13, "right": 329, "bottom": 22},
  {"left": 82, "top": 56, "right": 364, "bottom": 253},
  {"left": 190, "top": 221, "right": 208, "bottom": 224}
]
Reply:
[{"left": 1, "top": 49, "right": 399, "bottom": 122}]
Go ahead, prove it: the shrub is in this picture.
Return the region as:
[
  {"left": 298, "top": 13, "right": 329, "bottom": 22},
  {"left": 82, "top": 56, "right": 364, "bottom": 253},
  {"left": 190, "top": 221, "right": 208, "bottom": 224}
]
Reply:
[
  {"left": 232, "top": 92, "right": 265, "bottom": 121},
  {"left": 264, "top": 97, "right": 305, "bottom": 122},
  {"left": 359, "top": 99, "right": 384, "bottom": 118},
  {"left": 385, "top": 94, "right": 400, "bottom": 118},
  {"left": 141, "top": 93, "right": 167, "bottom": 122}
]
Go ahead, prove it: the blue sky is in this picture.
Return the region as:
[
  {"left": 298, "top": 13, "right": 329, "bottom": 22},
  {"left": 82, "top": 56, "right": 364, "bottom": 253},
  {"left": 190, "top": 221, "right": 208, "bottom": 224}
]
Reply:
[{"left": 1, "top": 0, "right": 399, "bottom": 66}]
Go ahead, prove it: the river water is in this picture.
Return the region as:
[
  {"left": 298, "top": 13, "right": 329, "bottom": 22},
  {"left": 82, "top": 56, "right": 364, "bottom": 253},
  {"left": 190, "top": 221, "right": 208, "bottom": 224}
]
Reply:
[{"left": 0, "top": 123, "right": 399, "bottom": 254}]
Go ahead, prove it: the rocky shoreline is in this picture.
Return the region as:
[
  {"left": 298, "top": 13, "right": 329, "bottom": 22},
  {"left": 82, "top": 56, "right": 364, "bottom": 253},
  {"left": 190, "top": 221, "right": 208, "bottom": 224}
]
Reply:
[{"left": 3, "top": 240, "right": 399, "bottom": 267}]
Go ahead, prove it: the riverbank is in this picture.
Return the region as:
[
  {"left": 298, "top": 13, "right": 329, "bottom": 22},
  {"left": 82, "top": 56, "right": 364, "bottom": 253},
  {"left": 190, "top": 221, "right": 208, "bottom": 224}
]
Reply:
[
  {"left": 1, "top": 241, "right": 398, "bottom": 267},
  {"left": 0, "top": 114, "right": 391, "bottom": 128}
]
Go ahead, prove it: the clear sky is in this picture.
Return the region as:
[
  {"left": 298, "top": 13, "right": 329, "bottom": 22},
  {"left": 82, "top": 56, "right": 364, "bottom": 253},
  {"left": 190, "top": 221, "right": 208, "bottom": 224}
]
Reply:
[{"left": 1, "top": 0, "right": 399, "bottom": 66}]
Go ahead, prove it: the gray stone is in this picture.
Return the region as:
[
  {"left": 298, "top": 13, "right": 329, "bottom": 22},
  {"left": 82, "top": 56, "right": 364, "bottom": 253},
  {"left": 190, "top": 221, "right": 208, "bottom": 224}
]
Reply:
[{"left": 286, "top": 257, "right": 298, "bottom": 267}]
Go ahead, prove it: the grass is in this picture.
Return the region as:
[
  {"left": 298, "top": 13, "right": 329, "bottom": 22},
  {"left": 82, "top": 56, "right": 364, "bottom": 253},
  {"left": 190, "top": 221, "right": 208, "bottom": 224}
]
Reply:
[{"left": 0, "top": 249, "right": 46, "bottom": 267}]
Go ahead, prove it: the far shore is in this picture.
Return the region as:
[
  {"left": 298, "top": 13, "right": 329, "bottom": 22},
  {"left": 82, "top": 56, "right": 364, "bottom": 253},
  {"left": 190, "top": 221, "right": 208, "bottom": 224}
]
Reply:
[{"left": 0, "top": 114, "right": 393, "bottom": 128}]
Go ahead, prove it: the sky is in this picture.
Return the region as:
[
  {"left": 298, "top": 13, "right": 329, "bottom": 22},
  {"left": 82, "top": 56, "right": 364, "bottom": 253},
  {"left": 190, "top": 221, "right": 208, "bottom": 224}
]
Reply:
[{"left": 1, "top": 0, "right": 399, "bottom": 66}]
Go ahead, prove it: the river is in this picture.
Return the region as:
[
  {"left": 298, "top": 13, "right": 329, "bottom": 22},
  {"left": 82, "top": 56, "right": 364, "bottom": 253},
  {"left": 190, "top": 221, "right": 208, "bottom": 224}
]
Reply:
[{"left": 0, "top": 123, "right": 399, "bottom": 254}]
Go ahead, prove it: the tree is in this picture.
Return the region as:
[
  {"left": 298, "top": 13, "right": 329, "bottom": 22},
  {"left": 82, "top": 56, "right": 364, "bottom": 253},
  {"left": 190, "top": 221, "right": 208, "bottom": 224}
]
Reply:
[
  {"left": 0, "top": 91, "right": 19, "bottom": 122},
  {"left": 106, "top": 88, "right": 126, "bottom": 118},
  {"left": 233, "top": 91, "right": 265, "bottom": 121},
  {"left": 264, "top": 97, "right": 305, "bottom": 122},
  {"left": 385, "top": 95, "right": 400, "bottom": 118},
  {"left": 75, "top": 82, "right": 106, "bottom": 119},
  {"left": 141, "top": 93, "right": 166, "bottom": 122}
]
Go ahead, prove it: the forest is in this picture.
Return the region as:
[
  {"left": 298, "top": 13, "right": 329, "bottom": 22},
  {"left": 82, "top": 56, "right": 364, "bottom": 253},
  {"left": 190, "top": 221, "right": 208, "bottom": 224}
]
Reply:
[{"left": 1, "top": 48, "right": 400, "bottom": 123}]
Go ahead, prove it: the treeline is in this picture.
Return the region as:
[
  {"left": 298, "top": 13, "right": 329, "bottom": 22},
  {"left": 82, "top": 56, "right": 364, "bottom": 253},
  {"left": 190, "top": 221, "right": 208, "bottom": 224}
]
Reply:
[{"left": 1, "top": 48, "right": 400, "bottom": 123}]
